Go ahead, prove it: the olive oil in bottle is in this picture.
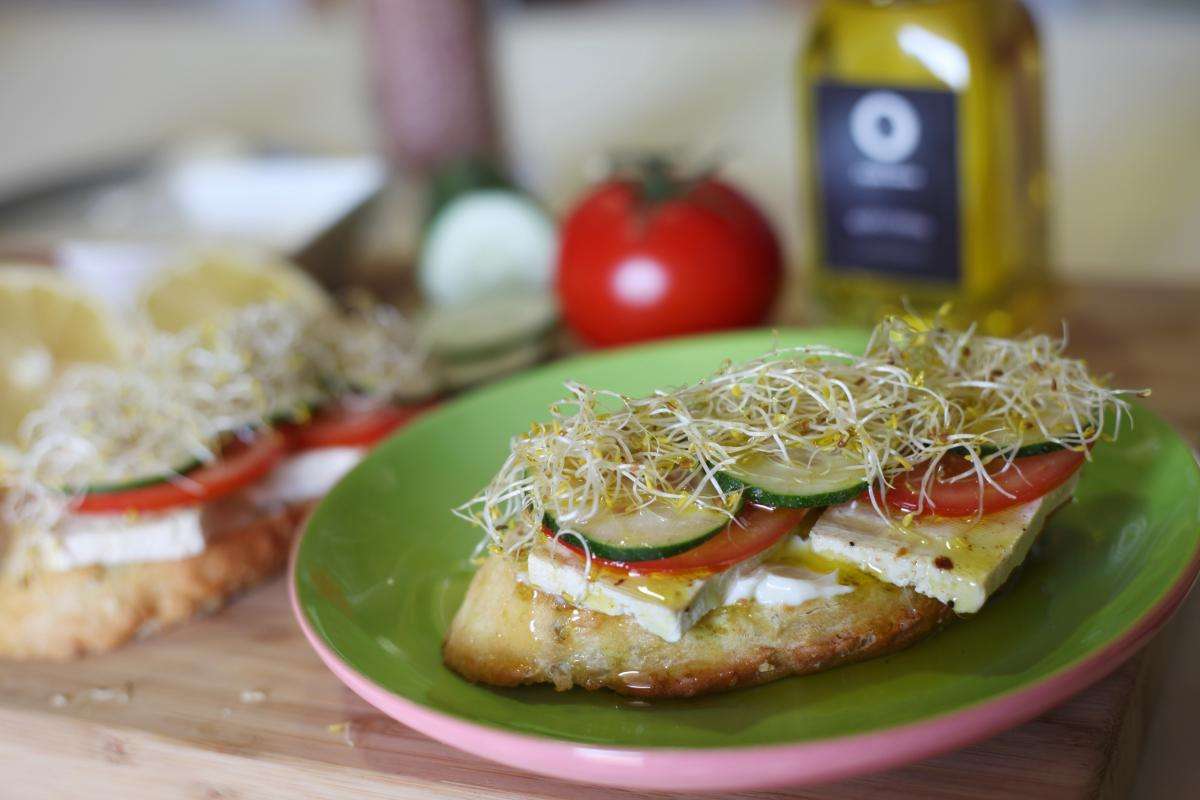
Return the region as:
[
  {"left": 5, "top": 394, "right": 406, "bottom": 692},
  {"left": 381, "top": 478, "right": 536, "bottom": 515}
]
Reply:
[{"left": 800, "top": 0, "right": 1047, "bottom": 334}]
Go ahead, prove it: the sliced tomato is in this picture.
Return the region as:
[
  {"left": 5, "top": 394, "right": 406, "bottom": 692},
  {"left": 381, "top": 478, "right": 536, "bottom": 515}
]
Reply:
[
  {"left": 73, "top": 430, "right": 286, "bottom": 515},
  {"left": 881, "top": 449, "right": 1086, "bottom": 518},
  {"left": 550, "top": 504, "right": 807, "bottom": 575},
  {"left": 284, "top": 401, "right": 433, "bottom": 450}
]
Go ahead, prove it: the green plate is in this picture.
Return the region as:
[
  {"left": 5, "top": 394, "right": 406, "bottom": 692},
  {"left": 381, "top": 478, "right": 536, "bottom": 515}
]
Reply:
[{"left": 293, "top": 328, "right": 1200, "bottom": 790}]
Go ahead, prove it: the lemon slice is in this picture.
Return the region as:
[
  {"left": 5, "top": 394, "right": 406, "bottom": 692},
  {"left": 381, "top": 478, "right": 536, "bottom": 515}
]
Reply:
[
  {"left": 0, "top": 267, "right": 129, "bottom": 443},
  {"left": 139, "top": 248, "right": 330, "bottom": 333}
]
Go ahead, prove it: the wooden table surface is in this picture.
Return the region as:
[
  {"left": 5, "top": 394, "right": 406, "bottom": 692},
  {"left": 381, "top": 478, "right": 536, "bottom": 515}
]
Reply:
[{"left": 1, "top": 280, "right": 1197, "bottom": 799}]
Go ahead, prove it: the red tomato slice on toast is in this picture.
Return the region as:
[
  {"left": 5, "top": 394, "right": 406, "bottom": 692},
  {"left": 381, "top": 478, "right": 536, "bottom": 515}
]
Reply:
[
  {"left": 284, "top": 401, "right": 432, "bottom": 450},
  {"left": 549, "top": 504, "right": 807, "bottom": 575},
  {"left": 881, "top": 449, "right": 1085, "bottom": 517},
  {"left": 74, "top": 430, "right": 286, "bottom": 515}
]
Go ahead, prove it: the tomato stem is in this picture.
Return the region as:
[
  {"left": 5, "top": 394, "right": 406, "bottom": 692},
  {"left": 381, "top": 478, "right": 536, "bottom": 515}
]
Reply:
[{"left": 637, "top": 155, "right": 680, "bottom": 204}]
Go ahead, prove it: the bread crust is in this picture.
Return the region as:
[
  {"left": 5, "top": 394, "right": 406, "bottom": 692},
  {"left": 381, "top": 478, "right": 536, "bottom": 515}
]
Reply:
[
  {"left": 443, "top": 555, "right": 952, "bottom": 698},
  {"left": 0, "top": 499, "right": 313, "bottom": 660}
]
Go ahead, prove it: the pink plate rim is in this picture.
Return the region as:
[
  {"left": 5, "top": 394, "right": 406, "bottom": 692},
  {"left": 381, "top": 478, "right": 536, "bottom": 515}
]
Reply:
[{"left": 288, "top": 520, "right": 1200, "bottom": 793}]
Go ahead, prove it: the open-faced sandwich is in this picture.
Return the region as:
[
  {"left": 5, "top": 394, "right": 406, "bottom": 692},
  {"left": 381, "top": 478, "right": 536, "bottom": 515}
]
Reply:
[
  {"left": 0, "top": 254, "right": 434, "bottom": 659},
  {"left": 444, "top": 313, "right": 1140, "bottom": 697}
]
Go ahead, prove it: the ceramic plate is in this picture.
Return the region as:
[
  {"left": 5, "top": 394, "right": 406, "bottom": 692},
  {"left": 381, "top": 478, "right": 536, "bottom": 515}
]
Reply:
[{"left": 292, "top": 328, "right": 1200, "bottom": 792}]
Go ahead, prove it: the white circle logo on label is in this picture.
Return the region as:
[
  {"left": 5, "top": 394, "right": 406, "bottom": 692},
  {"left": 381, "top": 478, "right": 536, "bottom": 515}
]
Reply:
[{"left": 849, "top": 91, "right": 921, "bottom": 164}]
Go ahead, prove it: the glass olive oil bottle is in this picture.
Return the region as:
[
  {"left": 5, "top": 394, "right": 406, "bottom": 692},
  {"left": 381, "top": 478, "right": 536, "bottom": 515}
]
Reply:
[{"left": 800, "top": 0, "right": 1047, "bottom": 334}]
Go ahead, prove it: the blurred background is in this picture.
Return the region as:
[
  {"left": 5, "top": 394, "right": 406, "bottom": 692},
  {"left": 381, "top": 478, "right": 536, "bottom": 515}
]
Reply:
[{"left": 1, "top": 0, "right": 1197, "bottom": 289}]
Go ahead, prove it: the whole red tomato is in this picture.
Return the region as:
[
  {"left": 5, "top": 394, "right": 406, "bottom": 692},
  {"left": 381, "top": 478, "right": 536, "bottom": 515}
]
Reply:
[{"left": 556, "top": 161, "right": 782, "bottom": 347}]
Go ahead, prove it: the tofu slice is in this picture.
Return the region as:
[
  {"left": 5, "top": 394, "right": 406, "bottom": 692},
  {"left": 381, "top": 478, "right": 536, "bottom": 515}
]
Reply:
[
  {"left": 249, "top": 446, "right": 366, "bottom": 506},
  {"left": 44, "top": 506, "right": 207, "bottom": 571},
  {"left": 527, "top": 543, "right": 733, "bottom": 643},
  {"left": 526, "top": 535, "right": 851, "bottom": 643},
  {"left": 808, "top": 474, "right": 1078, "bottom": 613}
]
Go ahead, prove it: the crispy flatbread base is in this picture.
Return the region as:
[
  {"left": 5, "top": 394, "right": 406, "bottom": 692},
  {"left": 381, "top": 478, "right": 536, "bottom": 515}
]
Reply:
[
  {"left": 0, "top": 499, "right": 313, "bottom": 660},
  {"left": 443, "top": 555, "right": 953, "bottom": 698}
]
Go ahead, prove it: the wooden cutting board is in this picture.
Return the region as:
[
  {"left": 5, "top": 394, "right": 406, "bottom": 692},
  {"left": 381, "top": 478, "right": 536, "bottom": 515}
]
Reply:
[
  {"left": 0, "top": 574, "right": 1161, "bottom": 800},
  {"left": 0, "top": 281, "right": 1194, "bottom": 799}
]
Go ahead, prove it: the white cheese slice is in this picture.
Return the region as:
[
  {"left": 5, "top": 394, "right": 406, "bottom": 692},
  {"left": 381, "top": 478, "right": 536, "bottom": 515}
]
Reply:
[
  {"left": 43, "top": 506, "right": 207, "bottom": 572},
  {"left": 526, "top": 537, "right": 851, "bottom": 643},
  {"left": 249, "top": 446, "right": 365, "bottom": 506},
  {"left": 808, "top": 474, "right": 1079, "bottom": 613}
]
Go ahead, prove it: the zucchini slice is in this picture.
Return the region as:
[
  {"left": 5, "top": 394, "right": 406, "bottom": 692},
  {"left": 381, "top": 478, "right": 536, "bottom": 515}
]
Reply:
[
  {"left": 544, "top": 492, "right": 743, "bottom": 562},
  {"left": 715, "top": 450, "right": 867, "bottom": 508},
  {"left": 423, "top": 293, "right": 556, "bottom": 364},
  {"left": 269, "top": 401, "right": 318, "bottom": 427},
  {"left": 954, "top": 415, "right": 1095, "bottom": 458},
  {"left": 72, "top": 459, "right": 203, "bottom": 496},
  {"left": 67, "top": 423, "right": 272, "bottom": 496},
  {"left": 984, "top": 438, "right": 1068, "bottom": 458},
  {"left": 418, "top": 189, "right": 557, "bottom": 308},
  {"left": 424, "top": 157, "right": 511, "bottom": 227},
  {"left": 423, "top": 293, "right": 556, "bottom": 389}
]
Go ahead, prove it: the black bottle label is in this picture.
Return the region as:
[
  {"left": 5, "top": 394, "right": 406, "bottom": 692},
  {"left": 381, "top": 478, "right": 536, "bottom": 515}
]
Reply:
[{"left": 814, "top": 82, "right": 960, "bottom": 282}]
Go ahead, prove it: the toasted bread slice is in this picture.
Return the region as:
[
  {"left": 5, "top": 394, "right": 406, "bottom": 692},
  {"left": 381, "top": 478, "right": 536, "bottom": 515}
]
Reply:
[
  {"left": 0, "top": 499, "right": 313, "bottom": 660},
  {"left": 443, "top": 555, "right": 952, "bottom": 698}
]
